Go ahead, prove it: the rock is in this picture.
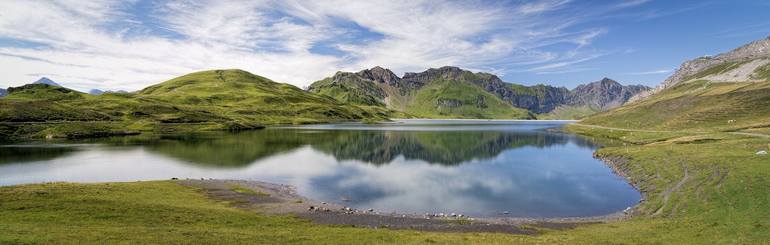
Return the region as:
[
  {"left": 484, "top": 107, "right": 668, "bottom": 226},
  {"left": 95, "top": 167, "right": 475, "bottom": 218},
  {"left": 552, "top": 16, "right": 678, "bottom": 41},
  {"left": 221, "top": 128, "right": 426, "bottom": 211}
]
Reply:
[{"left": 757, "top": 150, "right": 768, "bottom": 155}]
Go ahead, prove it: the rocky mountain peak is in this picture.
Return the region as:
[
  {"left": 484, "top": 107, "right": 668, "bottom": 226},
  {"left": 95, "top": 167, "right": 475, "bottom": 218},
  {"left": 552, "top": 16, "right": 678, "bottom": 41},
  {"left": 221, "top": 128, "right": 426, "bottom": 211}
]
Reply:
[
  {"left": 569, "top": 78, "right": 650, "bottom": 111},
  {"left": 356, "top": 66, "right": 401, "bottom": 87},
  {"left": 33, "top": 77, "right": 61, "bottom": 87}
]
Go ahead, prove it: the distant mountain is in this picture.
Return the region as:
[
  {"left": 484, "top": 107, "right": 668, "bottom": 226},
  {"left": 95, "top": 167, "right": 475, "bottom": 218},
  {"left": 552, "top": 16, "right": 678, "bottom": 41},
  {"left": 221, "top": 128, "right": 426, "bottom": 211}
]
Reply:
[
  {"left": 0, "top": 88, "right": 6, "bottom": 97},
  {"left": 631, "top": 36, "right": 770, "bottom": 102},
  {"left": 89, "top": 89, "right": 104, "bottom": 95},
  {"left": 568, "top": 78, "right": 650, "bottom": 110},
  {"left": 584, "top": 37, "right": 770, "bottom": 131},
  {"left": 309, "top": 66, "right": 649, "bottom": 119},
  {"left": 33, "top": 77, "right": 61, "bottom": 87}
]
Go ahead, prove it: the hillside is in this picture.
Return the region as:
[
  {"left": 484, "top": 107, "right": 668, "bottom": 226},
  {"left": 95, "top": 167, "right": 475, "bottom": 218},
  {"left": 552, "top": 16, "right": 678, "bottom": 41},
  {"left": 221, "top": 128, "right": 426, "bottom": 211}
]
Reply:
[
  {"left": 0, "top": 70, "right": 387, "bottom": 139},
  {"left": 631, "top": 36, "right": 770, "bottom": 102},
  {"left": 309, "top": 66, "right": 533, "bottom": 119},
  {"left": 586, "top": 36, "right": 770, "bottom": 131},
  {"left": 309, "top": 66, "right": 649, "bottom": 119}
]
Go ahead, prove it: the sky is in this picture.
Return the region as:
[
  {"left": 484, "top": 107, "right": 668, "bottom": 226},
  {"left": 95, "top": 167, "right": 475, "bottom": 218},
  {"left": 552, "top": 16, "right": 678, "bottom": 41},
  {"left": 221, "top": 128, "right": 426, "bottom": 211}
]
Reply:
[{"left": 1, "top": 0, "right": 769, "bottom": 92}]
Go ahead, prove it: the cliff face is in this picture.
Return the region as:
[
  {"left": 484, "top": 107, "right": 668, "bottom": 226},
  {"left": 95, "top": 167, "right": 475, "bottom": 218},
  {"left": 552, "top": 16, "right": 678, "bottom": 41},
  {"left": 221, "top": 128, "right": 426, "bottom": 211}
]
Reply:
[{"left": 309, "top": 66, "right": 649, "bottom": 118}]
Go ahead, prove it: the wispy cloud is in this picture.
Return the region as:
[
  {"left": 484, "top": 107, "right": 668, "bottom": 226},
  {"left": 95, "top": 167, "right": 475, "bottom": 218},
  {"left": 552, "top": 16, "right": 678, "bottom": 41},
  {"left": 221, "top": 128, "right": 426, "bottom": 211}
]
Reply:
[
  {"left": 0, "top": 0, "right": 649, "bottom": 91},
  {"left": 626, "top": 69, "right": 673, "bottom": 75}
]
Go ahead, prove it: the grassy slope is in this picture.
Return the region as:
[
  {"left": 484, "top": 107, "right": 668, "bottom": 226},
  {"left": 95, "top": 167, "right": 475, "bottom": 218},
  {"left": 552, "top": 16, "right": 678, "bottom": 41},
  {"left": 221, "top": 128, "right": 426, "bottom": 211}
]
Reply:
[
  {"left": 406, "top": 80, "right": 532, "bottom": 119},
  {"left": 582, "top": 80, "right": 770, "bottom": 131},
  {"left": 307, "top": 76, "right": 386, "bottom": 106},
  {"left": 0, "top": 70, "right": 389, "bottom": 139},
  {"left": 137, "top": 69, "right": 388, "bottom": 124},
  {"left": 553, "top": 74, "right": 770, "bottom": 243},
  {"left": 538, "top": 105, "right": 599, "bottom": 120}
]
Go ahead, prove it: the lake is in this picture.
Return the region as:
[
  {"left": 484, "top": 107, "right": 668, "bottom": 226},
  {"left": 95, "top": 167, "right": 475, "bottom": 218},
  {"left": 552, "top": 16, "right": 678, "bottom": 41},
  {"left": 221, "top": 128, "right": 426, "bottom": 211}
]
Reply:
[{"left": 0, "top": 120, "right": 640, "bottom": 218}]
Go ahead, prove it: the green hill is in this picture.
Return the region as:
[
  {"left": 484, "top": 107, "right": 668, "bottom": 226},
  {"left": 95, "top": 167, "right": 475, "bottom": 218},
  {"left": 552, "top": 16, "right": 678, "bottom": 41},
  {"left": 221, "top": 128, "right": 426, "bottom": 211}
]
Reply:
[
  {"left": 0, "top": 70, "right": 388, "bottom": 139},
  {"left": 406, "top": 79, "right": 532, "bottom": 118}
]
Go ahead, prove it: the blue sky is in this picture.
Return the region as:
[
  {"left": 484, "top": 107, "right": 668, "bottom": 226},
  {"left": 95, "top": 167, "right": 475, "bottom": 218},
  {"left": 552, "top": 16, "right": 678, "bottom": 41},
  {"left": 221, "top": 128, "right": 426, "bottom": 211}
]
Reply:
[{"left": 0, "top": 0, "right": 769, "bottom": 91}]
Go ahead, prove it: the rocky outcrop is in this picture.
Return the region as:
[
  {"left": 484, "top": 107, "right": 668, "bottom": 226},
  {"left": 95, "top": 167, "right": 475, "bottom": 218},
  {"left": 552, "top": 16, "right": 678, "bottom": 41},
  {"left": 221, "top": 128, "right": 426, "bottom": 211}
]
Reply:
[
  {"left": 568, "top": 78, "right": 650, "bottom": 111},
  {"left": 631, "top": 36, "right": 770, "bottom": 102},
  {"left": 33, "top": 77, "right": 61, "bottom": 87}
]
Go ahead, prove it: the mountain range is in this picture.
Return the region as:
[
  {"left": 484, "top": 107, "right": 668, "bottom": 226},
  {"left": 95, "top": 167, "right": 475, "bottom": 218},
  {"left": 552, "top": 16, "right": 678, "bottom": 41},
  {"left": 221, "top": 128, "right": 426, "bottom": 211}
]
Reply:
[{"left": 308, "top": 66, "right": 649, "bottom": 119}]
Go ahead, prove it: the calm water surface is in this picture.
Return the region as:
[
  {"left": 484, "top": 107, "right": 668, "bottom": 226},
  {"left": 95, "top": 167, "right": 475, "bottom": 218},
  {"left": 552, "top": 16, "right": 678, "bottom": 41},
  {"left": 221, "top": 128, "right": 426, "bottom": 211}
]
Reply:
[{"left": 0, "top": 120, "right": 639, "bottom": 218}]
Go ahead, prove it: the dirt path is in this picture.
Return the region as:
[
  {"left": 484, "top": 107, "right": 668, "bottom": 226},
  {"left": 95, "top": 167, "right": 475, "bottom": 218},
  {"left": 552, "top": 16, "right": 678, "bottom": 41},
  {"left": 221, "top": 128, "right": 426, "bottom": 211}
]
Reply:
[
  {"left": 570, "top": 123, "right": 680, "bottom": 133},
  {"left": 729, "top": 132, "right": 770, "bottom": 138},
  {"left": 653, "top": 165, "right": 690, "bottom": 216}
]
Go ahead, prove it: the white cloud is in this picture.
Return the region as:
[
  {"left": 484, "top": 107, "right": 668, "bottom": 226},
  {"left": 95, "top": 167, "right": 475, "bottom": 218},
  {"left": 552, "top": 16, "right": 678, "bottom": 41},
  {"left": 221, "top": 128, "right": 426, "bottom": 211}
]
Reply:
[
  {"left": 626, "top": 69, "right": 673, "bottom": 75},
  {"left": 0, "top": 0, "right": 647, "bottom": 91}
]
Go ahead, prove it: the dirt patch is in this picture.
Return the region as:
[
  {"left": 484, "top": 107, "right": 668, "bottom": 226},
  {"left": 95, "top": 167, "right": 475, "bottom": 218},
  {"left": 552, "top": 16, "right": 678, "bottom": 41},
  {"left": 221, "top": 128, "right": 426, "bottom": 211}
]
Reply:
[{"left": 176, "top": 179, "right": 611, "bottom": 235}]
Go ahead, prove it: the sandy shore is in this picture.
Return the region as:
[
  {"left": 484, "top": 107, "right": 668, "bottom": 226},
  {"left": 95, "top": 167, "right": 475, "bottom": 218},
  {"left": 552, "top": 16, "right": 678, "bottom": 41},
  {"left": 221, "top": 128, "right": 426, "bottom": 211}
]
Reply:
[{"left": 178, "top": 179, "right": 632, "bottom": 234}]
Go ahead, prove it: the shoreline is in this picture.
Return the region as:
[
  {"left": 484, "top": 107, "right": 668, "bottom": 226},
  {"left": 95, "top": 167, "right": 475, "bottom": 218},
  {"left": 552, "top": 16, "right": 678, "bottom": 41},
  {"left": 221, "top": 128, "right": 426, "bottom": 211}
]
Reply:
[{"left": 174, "top": 174, "right": 637, "bottom": 233}]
